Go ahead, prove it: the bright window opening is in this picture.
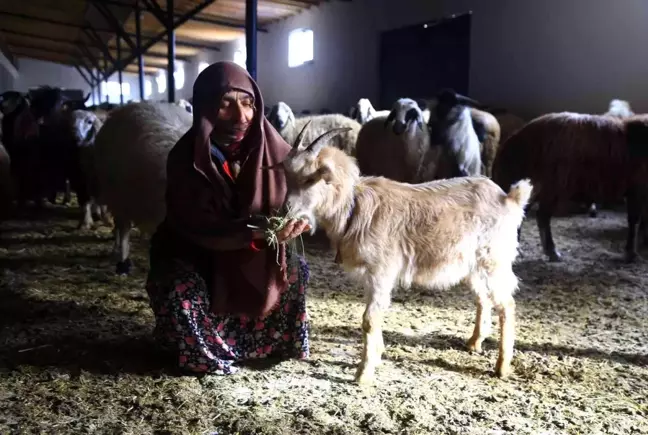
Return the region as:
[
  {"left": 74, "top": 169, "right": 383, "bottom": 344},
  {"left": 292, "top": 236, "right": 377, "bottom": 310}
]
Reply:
[
  {"left": 174, "top": 63, "right": 185, "bottom": 90},
  {"left": 100, "top": 80, "right": 130, "bottom": 103},
  {"left": 156, "top": 71, "right": 166, "bottom": 94},
  {"left": 233, "top": 50, "right": 246, "bottom": 68},
  {"left": 288, "top": 28, "right": 313, "bottom": 68},
  {"left": 144, "top": 79, "right": 153, "bottom": 98},
  {"left": 198, "top": 61, "right": 209, "bottom": 74}
]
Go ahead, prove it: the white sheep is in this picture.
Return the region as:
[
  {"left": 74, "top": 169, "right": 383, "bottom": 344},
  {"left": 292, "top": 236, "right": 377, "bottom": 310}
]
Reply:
[
  {"left": 427, "top": 90, "right": 484, "bottom": 177},
  {"left": 280, "top": 123, "right": 532, "bottom": 385},
  {"left": 93, "top": 101, "right": 193, "bottom": 275},
  {"left": 176, "top": 99, "right": 193, "bottom": 114},
  {"left": 349, "top": 98, "right": 390, "bottom": 125},
  {"left": 267, "top": 101, "right": 361, "bottom": 156},
  {"left": 68, "top": 109, "right": 111, "bottom": 230},
  {"left": 605, "top": 99, "right": 634, "bottom": 119}
]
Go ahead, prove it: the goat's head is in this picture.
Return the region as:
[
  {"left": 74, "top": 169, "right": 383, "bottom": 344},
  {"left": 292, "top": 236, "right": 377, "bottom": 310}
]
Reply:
[
  {"left": 384, "top": 98, "right": 425, "bottom": 135},
  {"left": 70, "top": 110, "right": 100, "bottom": 146},
  {"left": 433, "top": 88, "right": 484, "bottom": 125},
  {"left": 267, "top": 101, "right": 294, "bottom": 131},
  {"left": 281, "top": 120, "right": 358, "bottom": 234}
]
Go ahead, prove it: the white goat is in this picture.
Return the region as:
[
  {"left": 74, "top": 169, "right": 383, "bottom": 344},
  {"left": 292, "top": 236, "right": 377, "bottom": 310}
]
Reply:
[
  {"left": 349, "top": 98, "right": 390, "bottom": 125},
  {"left": 267, "top": 101, "right": 361, "bottom": 156},
  {"left": 94, "top": 102, "right": 193, "bottom": 275},
  {"left": 281, "top": 122, "right": 532, "bottom": 385}
]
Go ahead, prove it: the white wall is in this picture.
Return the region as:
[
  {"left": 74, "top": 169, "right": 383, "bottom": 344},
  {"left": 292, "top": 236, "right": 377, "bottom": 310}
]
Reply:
[
  {"left": 253, "top": 0, "right": 648, "bottom": 118},
  {"left": 13, "top": 58, "right": 91, "bottom": 95}
]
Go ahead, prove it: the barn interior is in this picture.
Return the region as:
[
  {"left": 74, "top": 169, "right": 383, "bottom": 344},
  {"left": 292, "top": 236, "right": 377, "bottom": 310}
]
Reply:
[{"left": 0, "top": 0, "right": 647, "bottom": 434}]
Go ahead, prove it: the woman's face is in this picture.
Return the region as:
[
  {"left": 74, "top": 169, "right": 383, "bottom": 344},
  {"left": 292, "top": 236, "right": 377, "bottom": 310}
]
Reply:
[{"left": 210, "top": 89, "right": 255, "bottom": 145}]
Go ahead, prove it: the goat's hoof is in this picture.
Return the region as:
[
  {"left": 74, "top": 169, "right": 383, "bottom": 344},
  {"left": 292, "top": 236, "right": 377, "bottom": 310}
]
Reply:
[
  {"left": 354, "top": 366, "right": 375, "bottom": 386},
  {"left": 624, "top": 251, "right": 642, "bottom": 264},
  {"left": 466, "top": 339, "right": 483, "bottom": 354},
  {"left": 116, "top": 258, "right": 133, "bottom": 275},
  {"left": 495, "top": 360, "right": 512, "bottom": 378}
]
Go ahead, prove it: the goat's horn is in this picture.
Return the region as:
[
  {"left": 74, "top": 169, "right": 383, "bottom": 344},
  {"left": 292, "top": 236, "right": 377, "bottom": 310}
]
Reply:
[
  {"left": 292, "top": 120, "right": 313, "bottom": 149},
  {"left": 455, "top": 94, "right": 484, "bottom": 109},
  {"left": 306, "top": 127, "right": 353, "bottom": 155}
]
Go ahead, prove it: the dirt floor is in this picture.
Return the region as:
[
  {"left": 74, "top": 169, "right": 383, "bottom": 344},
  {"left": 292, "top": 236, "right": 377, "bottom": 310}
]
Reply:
[{"left": 1, "top": 201, "right": 647, "bottom": 435}]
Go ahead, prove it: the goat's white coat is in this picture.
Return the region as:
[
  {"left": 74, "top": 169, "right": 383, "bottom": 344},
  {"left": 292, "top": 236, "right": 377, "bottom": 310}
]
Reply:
[{"left": 282, "top": 137, "right": 532, "bottom": 385}]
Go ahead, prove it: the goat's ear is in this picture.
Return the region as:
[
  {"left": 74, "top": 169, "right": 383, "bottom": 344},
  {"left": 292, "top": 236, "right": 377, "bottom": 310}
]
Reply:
[
  {"left": 318, "top": 163, "right": 334, "bottom": 183},
  {"left": 383, "top": 110, "right": 395, "bottom": 127},
  {"left": 626, "top": 119, "right": 648, "bottom": 157}
]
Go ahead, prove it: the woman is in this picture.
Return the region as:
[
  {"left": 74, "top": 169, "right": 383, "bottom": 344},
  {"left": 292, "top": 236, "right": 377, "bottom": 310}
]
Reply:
[{"left": 146, "top": 61, "right": 312, "bottom": 375}]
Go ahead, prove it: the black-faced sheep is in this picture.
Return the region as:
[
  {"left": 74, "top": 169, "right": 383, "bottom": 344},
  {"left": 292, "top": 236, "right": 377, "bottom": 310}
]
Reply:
[
  {"left": 93, "top": 101, "right": 193, "bottom": 275},
  {"left": 492, "top": 112, "right": 648, "bottom": 263},
  {"left": 267, "top": 101, "right": 361, "bottom": 156}
]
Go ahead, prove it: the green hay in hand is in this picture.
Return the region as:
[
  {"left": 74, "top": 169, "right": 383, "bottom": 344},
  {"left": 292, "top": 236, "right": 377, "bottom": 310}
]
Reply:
[{"left": 263, "top": 208, "right": 306, "bottom": 265}]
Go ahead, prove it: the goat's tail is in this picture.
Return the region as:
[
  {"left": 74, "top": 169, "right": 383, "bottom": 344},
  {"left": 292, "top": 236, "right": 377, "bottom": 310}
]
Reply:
[{"left": 505, "top": 179, "right": 533, "bottom": 209}]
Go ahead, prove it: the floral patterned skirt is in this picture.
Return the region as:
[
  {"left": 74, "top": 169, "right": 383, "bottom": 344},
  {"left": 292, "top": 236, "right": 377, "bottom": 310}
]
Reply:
[{"left": 145, "top": 251, "right": 311, "bottom": 375}]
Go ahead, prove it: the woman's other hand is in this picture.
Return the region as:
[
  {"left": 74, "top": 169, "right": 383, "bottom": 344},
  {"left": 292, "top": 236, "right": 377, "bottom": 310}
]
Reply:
[{"left": 276, "top": 219, "right": 311, "bottom": 244}]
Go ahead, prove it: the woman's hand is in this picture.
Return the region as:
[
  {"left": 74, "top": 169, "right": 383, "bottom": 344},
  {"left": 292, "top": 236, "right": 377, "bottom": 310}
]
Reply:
[{"left": 276, "top": 219, "right": 312, "bottom": 244}]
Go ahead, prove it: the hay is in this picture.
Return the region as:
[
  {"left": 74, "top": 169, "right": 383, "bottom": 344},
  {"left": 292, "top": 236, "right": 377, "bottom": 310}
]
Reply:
[
  {"left": 249, "top": 207, "right": 306, "bottom": 264},
  {"left": 1, "top": 198, "right": 648, "bottom": 434}
]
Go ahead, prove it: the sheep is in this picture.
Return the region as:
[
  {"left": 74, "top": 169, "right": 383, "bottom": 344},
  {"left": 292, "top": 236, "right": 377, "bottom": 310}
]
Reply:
[
  {"left": 93, "top": 101, "right": 193, "bottom": 275},
  {"left": 605, "top": 99, "right": 634, "bottom": 119},
  {"left": 267, "top": 101, "right": 361, "bottom": 156},
  {"left": 428, "top": 90, "right": 483, "bottom": 177},
  {"left": 355, "top": 97, "right": 451, "bottom": 184},
  {"left": 491, "top": 112, "right": 648, "bottom": 263},
  {"left": 278, "top": 122, "right": 532, "bottom": 385},
  {"left": 349, "top": 98, "right": 390, "bottom": 125},
  {"left": 491, "top": 110, "right": 527, "bottom": 144},
  {"left": 68, "top": 109, "right": 111, "bottom": 230},
  {"left": 176, "top": 99, "right": 193, "bottom": 114},
  {"left": 0, "top": 142, "right": 12, "bottom": 219}
]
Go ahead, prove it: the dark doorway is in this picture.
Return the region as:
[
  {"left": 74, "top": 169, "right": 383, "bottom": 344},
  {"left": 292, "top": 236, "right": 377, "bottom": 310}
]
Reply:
[{"left": 378, "top": 12, "right": 472, "bottom": 109}]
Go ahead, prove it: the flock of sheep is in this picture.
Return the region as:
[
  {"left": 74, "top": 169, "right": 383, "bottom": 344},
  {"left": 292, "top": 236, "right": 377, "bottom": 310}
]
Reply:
[{"left": 1, "top": 82, "right": 647, "bottom": 385}]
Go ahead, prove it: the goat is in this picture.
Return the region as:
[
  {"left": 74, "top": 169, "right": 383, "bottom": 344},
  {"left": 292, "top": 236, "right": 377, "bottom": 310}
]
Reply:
[{"left": 280, "top": 121, "right": 532, "bottom": 385}]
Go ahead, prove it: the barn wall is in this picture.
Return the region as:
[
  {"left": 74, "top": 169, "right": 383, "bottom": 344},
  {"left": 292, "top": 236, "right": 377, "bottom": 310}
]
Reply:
[
  {"left": 254, "top": 0, "right": 648, "bottom": 118},
  {"left": 13, "top": 58, "right": 92, "bottom": 95}
]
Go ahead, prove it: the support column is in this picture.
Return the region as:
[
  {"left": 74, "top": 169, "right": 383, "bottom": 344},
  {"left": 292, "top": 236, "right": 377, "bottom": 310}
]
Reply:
[
  {"left": 167, "top": 0, "right": 176, "bottom": 102},
  {"left": 117, "top": 35, "right": 124, "bottom": 104},
  {"left": 135, "top": 2, "right": 145, "bottom": 101},
  {"left": 245, "top": 0, "right": 257, "bottom": 80}
]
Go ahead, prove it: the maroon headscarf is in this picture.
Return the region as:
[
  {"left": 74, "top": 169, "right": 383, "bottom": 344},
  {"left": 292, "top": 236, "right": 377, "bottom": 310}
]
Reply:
[{"left": 164, "top": 61, "right": 293, "bottom": 318}]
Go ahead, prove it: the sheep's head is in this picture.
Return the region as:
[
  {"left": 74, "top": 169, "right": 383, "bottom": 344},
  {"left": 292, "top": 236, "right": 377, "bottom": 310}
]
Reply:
[
  {"left": 267, "top": 101, "right": 294, "bottom": 132},
  {"left": 70, "top": 110, "right": 100, "bottom": 146},
  {"left": 281, "top": 120, "right": 358, "bottom": 234},
  {"left": 351, "top": 98, "right": 377, "bottom": 124},
  {"left": 384, "top": 98, "right": 425, "bottom": 135},
  {"left": 0, "top": 91, "right": 25, "bottom": 116},
  {"left": 607, "top": 99, "right": 634, "bottom": 119}
]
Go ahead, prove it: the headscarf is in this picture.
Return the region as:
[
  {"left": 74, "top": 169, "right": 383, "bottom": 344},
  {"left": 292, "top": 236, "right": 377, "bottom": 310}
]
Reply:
[{"left": 164, "top": 61, "right": 293, "bottom": 317}]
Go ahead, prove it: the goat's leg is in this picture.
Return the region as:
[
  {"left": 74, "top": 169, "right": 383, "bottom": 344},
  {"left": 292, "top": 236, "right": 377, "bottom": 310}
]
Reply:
[
  {"left": 624, "top": 187, "right": 643, "bottom": 263},
  {"left": 101, "top": 206, "right": 114, "bottom": 227},
  {"left": 488, "top": 268, "right": 517, "bottom": 378},
  {"left": 78, "top": 200, "right": 94, "bottom": 230},
  {"left": 355, "top": 277, "right": 393, "bottom": 386},
  {"left": 588, "top": 203, "right": 598, "bottom": 218},
  {"left": 536, "top": 203, "right": 561, "bottom": 262},
  {"left": 466, "top": 276, "right": 493, "bottom": 354},
  {"left": 113, "top": 218, "right": 133, "bottom": 275},
  {"left": 62, "top": 179, "right": 71, "bottom": 205}
]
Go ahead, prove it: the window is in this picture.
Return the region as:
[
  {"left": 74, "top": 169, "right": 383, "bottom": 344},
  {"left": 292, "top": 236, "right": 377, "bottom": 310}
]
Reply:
[
  {"left": 100, "top": 80, "right": 130, "bottom": 103},
  {"left": 198, "top": 61, "right": 209, "bottom": 74},
  {"left": 288, "top": 28, "right": 313, "bottom": 68},
  {"left": 233, "top": 50, "right": 246, "bottom": 68},
  {"left": 156, "top": 71, "right": 166, "bottom": 94},
  {"left": 144, "top": 79, "right": 153, "bottom": 98},
  {"left": 174, "top": 63, "right": 185, "bottom": 90}
]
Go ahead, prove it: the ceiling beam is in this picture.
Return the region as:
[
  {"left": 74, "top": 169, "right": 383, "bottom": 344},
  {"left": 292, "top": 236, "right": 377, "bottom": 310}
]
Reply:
[{"left": 0, "top": 10, "right": 113, "bottom": 32}]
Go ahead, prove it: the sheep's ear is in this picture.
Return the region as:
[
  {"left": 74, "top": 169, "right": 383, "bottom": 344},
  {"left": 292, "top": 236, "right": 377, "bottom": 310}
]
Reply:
[
  {"left": 293, "top": 120, "right": 313, "bottom": 150},
  {"left": 626, "top": 119, "right": 648, "bottom": 157},
  {"left": 85, "top": 125, "right": 97, "bottom": 143},
  {"left": 383, "top": 111, "right": 395, "bottom": 128},
  {"left": 306, "top": 127, "right": 352, "bottom": 156}
]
